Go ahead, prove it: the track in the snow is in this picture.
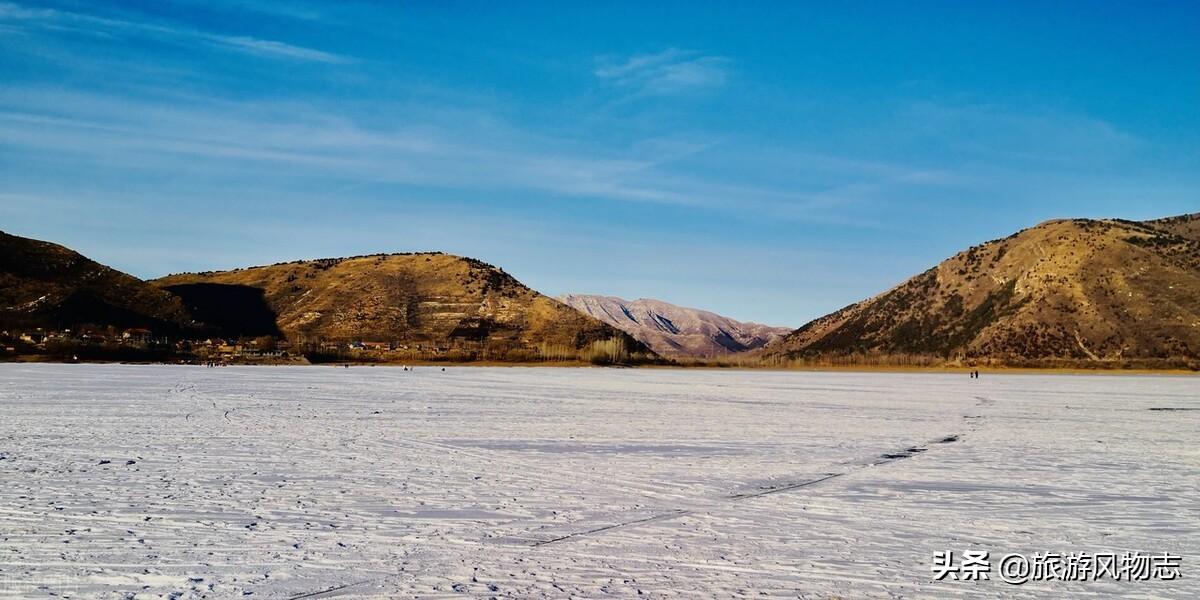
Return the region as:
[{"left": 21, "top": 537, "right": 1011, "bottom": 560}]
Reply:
[{"left": 525, "top": 430, "right": 965, "bottom": 546}]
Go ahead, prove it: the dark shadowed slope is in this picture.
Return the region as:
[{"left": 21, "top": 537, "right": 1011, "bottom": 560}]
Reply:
[
  {"left": 0, "top": 231, "right": 191, "bottom": 333},
  {"left": 160, "top": 283, "right": 282, "bottom": 338}
]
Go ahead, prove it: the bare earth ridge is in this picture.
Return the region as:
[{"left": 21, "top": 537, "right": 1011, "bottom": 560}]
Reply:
[
  {"left": 154, "top": 254, "right": 645, "bottom": 355},
  {"left": 765, "top": 213, "right": 1200, "bottom": 367}
]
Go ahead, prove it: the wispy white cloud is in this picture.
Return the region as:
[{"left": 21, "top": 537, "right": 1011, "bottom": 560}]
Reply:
[
  {"left": 0, "top": 2, "right": 51, "bottom": 19},
  {"left": 0, "top": 86, "right": 923, "bottom": 222},
  {"left": 0, "top": 1, "right": 348, "bottom": 63},
  {"left": 209, "top": 35, "right": 343, "bottom": 63},
  {"left": 595, "top": 48, "right": 729, "bottom": 96},
  {"left": 0, "top": 88, "right": 669, "bottom": 202}
]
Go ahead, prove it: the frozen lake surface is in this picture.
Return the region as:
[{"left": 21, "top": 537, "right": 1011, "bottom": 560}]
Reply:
[{"left": 0, "top": 364, "right": 1196, "bottom": 598}]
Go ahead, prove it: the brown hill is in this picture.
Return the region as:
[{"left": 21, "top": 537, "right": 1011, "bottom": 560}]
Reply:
[
  {"left": 154, "top": 253, "right": 648, "bottom": 357},
  {"left": 0, "top": 230, "right": 191, "bottom": 333},
  {"left": 766, "top": 213, "right": 1200, "bottom": 367},
  {"left": 558, "top": 294, "right": 790, "bottom": 358}
]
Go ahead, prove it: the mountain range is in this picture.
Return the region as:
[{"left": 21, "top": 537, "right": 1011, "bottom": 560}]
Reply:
[
  {"left": 558, "top": 294, "right": 789, "bottom": 358},
  {"left": 0, "top": 232, "right": 645, "bottom": 360},
  {"left": 4, "top": 211, "right": 1199, "bottom": 368}
]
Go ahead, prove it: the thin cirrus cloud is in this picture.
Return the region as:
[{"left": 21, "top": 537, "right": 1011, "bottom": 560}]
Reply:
[
  {"left": 0, "top": 83, "right": 917, "bottom": 223},
  {"left": 0, "top": 87, "right": 727, "bottom": 208},
  {"left": 0, "top": 1, "right": 347, "bottom": 63},
  {"left": 595, "top": 48, "right": 730, "bottom": 96},
  {"left": 212, "top": 36, "right": 345, "bottom": 63}
]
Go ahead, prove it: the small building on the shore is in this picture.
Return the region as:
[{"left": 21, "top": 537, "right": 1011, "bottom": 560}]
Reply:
[
  {"left": 122, "top": 328, "right": 153, "bottom": 344},
  {"left": 19, "top": 331, "right": 46, "bottom": 344}
]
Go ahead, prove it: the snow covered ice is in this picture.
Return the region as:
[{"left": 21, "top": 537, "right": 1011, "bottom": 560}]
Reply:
[{"left": 0, "top": 364, "right": 1196, "bottom": 598}]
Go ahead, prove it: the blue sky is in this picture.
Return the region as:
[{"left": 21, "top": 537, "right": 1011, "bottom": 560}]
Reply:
[{"left": 1, "top": 1, "right": 1197, "bottom": 326}]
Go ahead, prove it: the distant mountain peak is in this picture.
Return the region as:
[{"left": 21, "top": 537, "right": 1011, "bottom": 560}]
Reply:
[{"left": 558, "top": 294, "right": 790, "bottom": 358}]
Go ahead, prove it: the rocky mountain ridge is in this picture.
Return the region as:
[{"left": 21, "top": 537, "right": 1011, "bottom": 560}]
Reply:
[
  {"left": 558, "top": 294, "right": 790, "bottom": 357},
  {"left": 154, "top": 254, "right": 648, "bottom": 358},
  {"left": 764, "top": 213, "right": 1200, "bottom": 367}
]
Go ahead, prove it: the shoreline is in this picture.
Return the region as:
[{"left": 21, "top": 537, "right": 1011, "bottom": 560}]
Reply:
[{"left": 3, "top": 355, "right": 1197, "bottom": 375}]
